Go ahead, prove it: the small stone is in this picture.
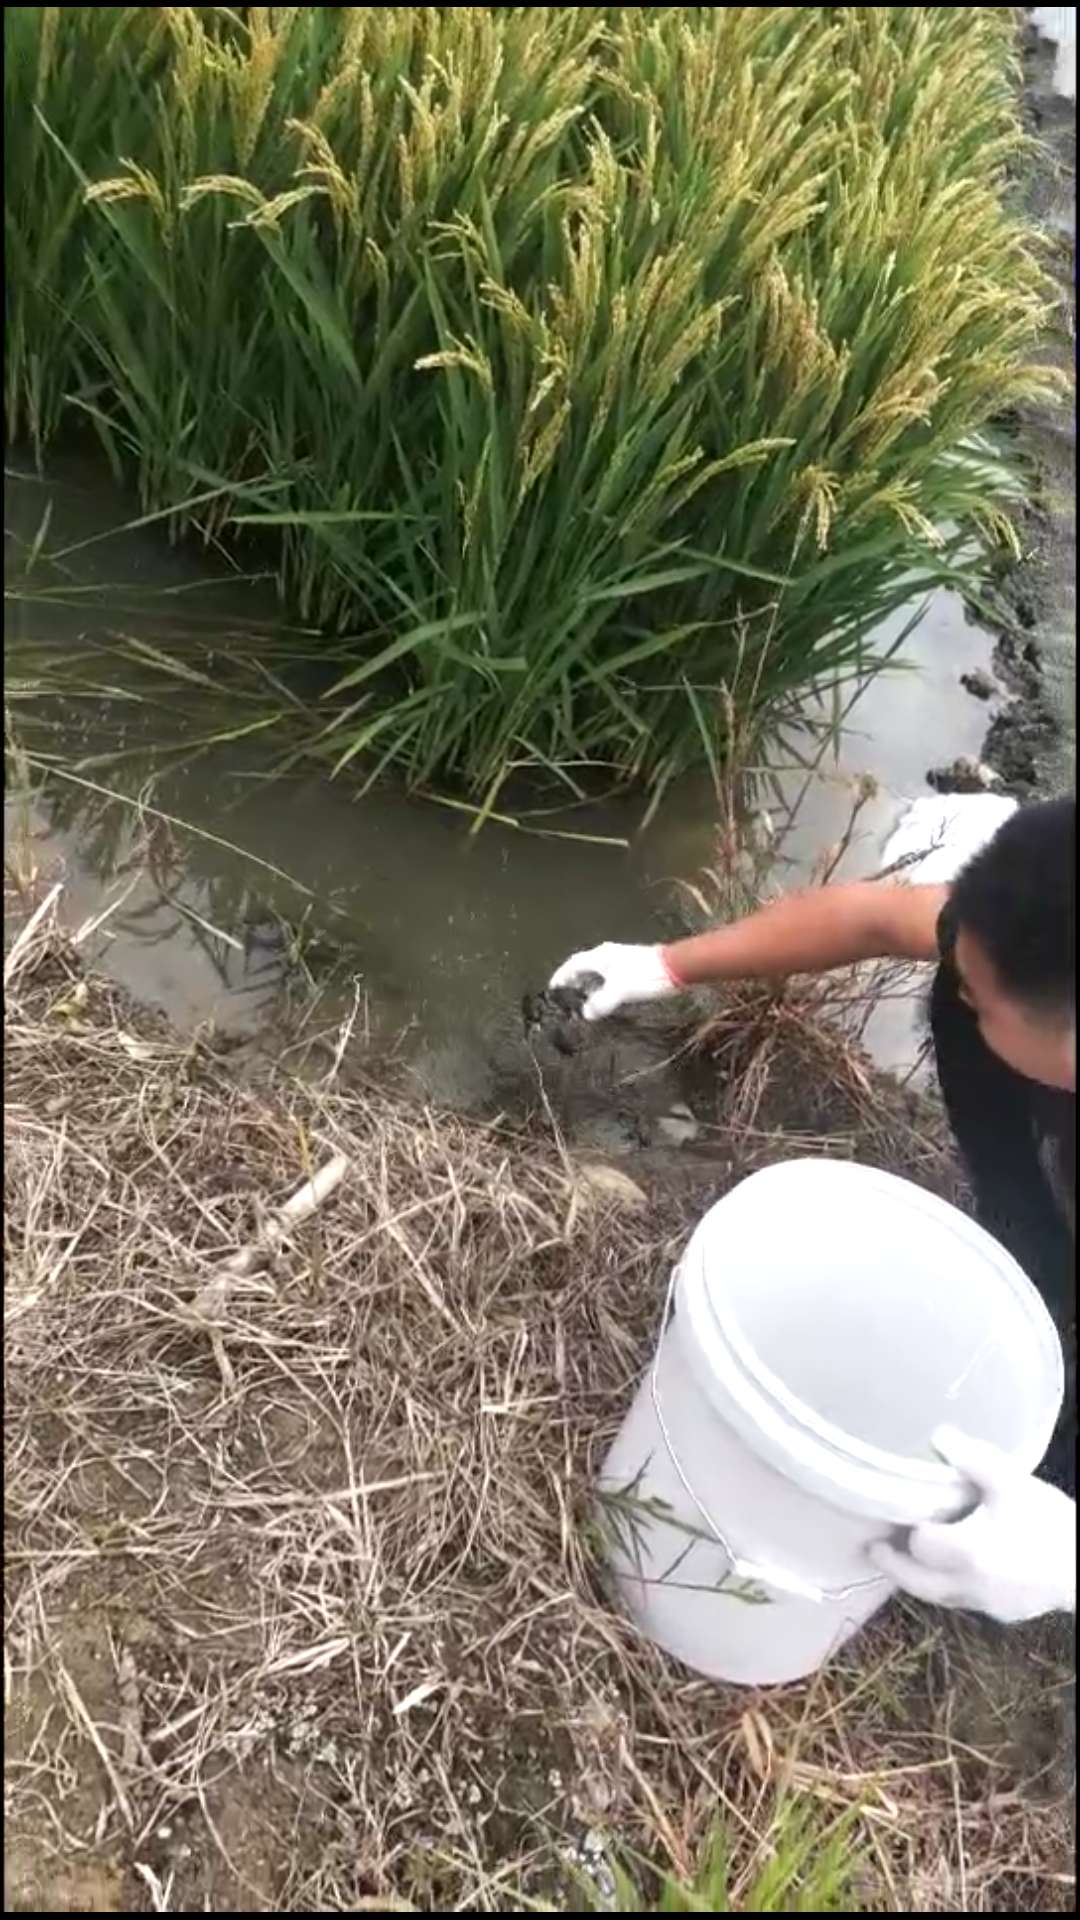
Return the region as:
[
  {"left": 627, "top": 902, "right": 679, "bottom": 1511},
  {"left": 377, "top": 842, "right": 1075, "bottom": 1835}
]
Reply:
[
  {"left": 960, "top": 668, "right": 999, "bottom": 701},
  {"left": 926, "top": 755, "right": 1004, "bottom": 795},
  {"left": 656, "top": 1102, "right": 700, "bottom": 1146}
]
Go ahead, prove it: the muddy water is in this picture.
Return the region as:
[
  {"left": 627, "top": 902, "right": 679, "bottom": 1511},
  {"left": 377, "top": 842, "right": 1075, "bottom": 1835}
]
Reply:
[
  {"left": 0, "top": 454, "right": 1012, "bottom": 1105},
  {"left": 4, "top": 456, "right": 713, "bottom": 1114}
]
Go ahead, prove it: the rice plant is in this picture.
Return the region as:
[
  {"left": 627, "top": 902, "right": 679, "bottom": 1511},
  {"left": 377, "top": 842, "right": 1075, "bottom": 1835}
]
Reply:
[{"left": 4, "top": 7, "right": 1064, "bottom": 805}]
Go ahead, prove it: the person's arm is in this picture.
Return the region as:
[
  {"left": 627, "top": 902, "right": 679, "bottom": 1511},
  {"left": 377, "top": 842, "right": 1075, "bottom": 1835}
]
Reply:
[
  {"left": 550, "top": 883, "right": 946, "bottom": 1021},
  {"left": 871, "top": 1427, "right": 1076, "bottom": 1623}
]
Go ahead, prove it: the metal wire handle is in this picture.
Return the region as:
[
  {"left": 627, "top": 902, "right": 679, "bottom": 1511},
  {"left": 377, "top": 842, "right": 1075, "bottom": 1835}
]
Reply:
[{"left": 648, "top": 1263, "right": 890, "bottom": 1606}]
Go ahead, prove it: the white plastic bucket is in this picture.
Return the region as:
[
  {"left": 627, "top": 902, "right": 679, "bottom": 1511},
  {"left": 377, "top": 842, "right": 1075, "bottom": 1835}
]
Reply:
[{"left": 599, "top": 1159, "right": 1064, "bottom": 1687}]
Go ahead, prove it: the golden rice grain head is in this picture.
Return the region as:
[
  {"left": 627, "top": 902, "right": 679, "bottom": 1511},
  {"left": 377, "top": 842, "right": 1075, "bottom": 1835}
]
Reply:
[
  {"left": 759, "top": 260, "right": 842, "bottom": 397},
  {"left": 414, "top": 342, "right": 494, "bottom": 393},
  {"left": 289, "top": 118, "right": 354, "bottom": 235},
  {"left": 429, "top": 212, "right": 487, "bottom": 269},
  {"left": 220, "top": 6, "right": 292, "bottom": 170},
  {"left": 179, "top": 174, "right": 267, "bottom": 214},
  {"left": 970, "top": 502, "right": 1023, "bottom": 561},
  {"left": 398, "top": 133, "right": 414, "bottom": 221},
  {"left": 679, "top": 438, "right": 795, "bottom": 505},
  {"left": 162, "top": 6, "right": 213, "bottom": 168},
  {"left": 518, "top": 399, "right": 571, "bottom": 502},
  {"left": 585, "top": 122, "right": 621, "bottom": 213},
  {"left": 339, "top": 8, "right": 372, "bottom": 67},
  {"left": 241, "top": 184, "right": 318, "bottom": 230},
  {"left": 312, "top": 55, "right": 362, "bottom": 134},
  {"left": 525, "top": 357, "right": 567, "bottom": 421},
  {"left": 623, "top": 247, "right": 700, "bottom": 364},
  {"left": 503, "top": 107, "right": 585, "bottom": 194},
  {"left": 480, "top": 280, "right": 534, "bottom": 344},
  {"left": 86, "top": 161, "right": 171, "bottom": 239},
  {"left": 792, "top": 465, "right": 841, "bottom": 552},
  {"left": 866, "top": 480, "right": 946, "bottom": 550},
  {"left": 849, "top": 367, "right": 942, "bottom": 461},
  {"left": 399, "top": 77, "right": 439, "bottom": 195},
  {"left": 564, "top": 217, "right": 605, "bottom": 360}
]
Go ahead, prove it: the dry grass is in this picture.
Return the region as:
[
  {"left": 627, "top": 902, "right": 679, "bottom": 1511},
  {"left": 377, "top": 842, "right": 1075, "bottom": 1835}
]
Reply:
[{"left": 4, "top": 902, "right": 1074, "bottom": 1912}]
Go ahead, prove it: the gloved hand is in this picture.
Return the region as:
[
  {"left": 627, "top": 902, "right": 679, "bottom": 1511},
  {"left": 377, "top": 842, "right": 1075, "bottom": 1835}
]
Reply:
[
  {"left": 548, "top": 942, "right": 682, "bottom": 1022},
  {"left": 870, "top": 1425, "right": 1076, "bottom": 1624}
]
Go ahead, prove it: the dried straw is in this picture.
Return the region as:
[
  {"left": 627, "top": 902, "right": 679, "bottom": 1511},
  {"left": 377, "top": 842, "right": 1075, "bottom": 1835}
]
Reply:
[{"left": 4, "top": 908, "right": 1072, "bottom": 1912}]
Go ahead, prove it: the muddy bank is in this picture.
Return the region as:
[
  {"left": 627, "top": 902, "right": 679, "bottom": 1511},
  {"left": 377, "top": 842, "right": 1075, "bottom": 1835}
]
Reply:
[
  {"left": 5, "top": 913, "right": 1073, "bottom": 1914},
  {"left": 974, "top": 15, "right": 1076, "bottom": 800}
]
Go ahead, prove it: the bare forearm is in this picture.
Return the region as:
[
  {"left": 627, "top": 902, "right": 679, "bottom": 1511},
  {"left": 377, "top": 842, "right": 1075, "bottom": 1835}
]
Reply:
[{"left": 662, "top": 883, "right": 942, "bottom": 987}]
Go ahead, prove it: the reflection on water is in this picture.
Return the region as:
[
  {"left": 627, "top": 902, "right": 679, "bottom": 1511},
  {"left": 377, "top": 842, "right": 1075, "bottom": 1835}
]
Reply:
[{"left": 5, "top": 453, "right": 1006, "bottom": 1093}]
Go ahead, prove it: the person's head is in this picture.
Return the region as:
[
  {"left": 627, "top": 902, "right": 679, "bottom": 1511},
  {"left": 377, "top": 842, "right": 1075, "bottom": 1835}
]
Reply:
[{"left": 946, "top": 795, "right": 1074, "bottom": 1091}]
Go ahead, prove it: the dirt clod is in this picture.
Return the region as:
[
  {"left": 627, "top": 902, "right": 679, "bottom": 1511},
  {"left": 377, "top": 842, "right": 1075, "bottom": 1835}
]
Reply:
[{"left": 927, "top": 755, "right": 1006, "bottom": 795}]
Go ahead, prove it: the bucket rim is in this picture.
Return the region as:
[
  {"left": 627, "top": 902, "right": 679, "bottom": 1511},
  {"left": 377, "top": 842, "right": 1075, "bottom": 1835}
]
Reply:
[{"left": 676, "top": 1160, "right": 1065, "bottom": 1520}]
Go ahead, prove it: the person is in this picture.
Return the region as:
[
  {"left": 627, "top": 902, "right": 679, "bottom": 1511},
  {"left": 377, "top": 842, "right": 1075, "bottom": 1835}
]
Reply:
[{"left": 550, "top": 794, "right": 1076, "bottom": 1623}]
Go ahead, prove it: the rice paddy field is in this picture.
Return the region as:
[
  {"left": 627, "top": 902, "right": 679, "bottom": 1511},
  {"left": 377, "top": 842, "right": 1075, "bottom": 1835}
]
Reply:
[
  {"left": 4, "top": 5, "right": 1066, "bottom": 808},
  {"left": 5, "top": 8, "right": 1077, "bottom": 1914}
]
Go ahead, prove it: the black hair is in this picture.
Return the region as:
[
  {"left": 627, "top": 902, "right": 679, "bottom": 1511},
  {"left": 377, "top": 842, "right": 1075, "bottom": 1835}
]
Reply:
[{"left": 947, "top": 795, "right": 1074, "bottom": 1021}]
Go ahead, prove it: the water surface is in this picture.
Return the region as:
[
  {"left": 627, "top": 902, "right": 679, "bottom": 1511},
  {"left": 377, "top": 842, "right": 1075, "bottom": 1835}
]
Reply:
[{"left": 5, "top": 455, "right": 1007, "bottom": 1095}]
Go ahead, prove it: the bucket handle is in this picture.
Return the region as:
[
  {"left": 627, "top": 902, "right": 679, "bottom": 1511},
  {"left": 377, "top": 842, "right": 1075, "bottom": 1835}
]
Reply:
[{"left": 650, "top": 1265, "right": 889, "bottom": 1606}]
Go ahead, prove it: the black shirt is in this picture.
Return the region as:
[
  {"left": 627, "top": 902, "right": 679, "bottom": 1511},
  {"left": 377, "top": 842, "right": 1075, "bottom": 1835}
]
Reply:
[{"left": 931, "top": 907, "right": 1075, "bottom": 1491}]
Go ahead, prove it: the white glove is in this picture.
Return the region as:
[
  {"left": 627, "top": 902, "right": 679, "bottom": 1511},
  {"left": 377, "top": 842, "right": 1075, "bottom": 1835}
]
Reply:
[
  {"left": 548, "top": 942, "right": 681, "bottom": 1022},
  {"left": 870, "top": 1426, "right": 1076, "bottom": 1625}
]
